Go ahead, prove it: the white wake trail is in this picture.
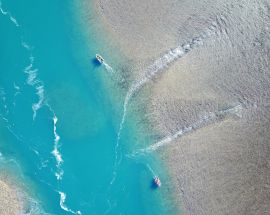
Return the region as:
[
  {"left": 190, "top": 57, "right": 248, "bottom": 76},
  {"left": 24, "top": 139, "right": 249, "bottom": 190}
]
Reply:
[
  {"left": 136, "top": 105, "right": 242, "bottom": 154},
  {"left": 103, "top": 61, "right": 114, "bottom": 74},
  {"left": 146, "top": 164, "right": 156, "bottom": 176},
  {"left": 112, "top": 22, "right": 219, "bottom": 178}
]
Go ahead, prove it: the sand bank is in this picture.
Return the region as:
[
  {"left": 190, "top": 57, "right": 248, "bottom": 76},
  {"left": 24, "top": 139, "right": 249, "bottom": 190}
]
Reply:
[
  {"left": 91, "top": 0, "right": 270, "bottom": 214},
  {"left": 0, "top": 179, "right": 21, "bottom": 215}
]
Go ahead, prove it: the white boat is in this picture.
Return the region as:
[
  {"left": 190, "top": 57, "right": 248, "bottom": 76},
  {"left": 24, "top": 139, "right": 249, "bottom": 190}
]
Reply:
[
  {"left": 153, "top": 176, "right": 161, "bottom": 187},
  {"left": 96, "top": 54, "right": 104, "bottom": 64}
]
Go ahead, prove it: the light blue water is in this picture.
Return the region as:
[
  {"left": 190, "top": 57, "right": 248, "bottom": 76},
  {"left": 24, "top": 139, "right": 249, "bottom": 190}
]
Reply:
[{"left": 0, "top": 1, "right": 178, "bottom": 214}]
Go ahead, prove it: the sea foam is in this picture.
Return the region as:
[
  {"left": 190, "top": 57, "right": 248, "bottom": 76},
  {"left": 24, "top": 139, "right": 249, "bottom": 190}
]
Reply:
[
  {"left": 51, "top": 115, "right": 64, "bottom": 180},
  {"left": 0, "top": 2, "right": 81, "bottom": 215},
  {"left": 0, "top": 0, "right": 19, "bottom": 27},
  {"left": 58, "top": 191, "right": 82, "bottom": 215},
  {"left": 0, "top": 0, "right": 46, "bottom": 121},
  {"left": 23, "top": 54, "right": 45, "bottom": 120}
]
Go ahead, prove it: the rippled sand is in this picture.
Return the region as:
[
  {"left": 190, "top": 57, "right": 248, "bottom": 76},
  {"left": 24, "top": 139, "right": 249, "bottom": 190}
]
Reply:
[{"left": 87, "top": 0, "right": 270, "bottom": 214}]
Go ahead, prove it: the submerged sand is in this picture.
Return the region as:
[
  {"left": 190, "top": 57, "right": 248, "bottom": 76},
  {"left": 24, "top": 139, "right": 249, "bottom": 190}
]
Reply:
[
  {"left": 0, "top": 179, "right": 21, "bottom": 215},
  {"left": 85, "top": 0, "right": 270, "bottom": 214}
]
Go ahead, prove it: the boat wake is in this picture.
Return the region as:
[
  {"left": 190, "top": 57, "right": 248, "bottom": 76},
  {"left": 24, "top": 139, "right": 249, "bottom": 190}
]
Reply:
[
  {"left": 103, "top": 61, "right": 114, "bottom": 74},
  {"left": 133, "top": 105, "right": 242, "bottom": 155},
  {"left": 109, "top": 100, "right": 127, "bottom": 185},
  {"left": 146, "top": 164, "right": 156, "bottom": 177},
  {"left": 111, "top": 22, "right": 220, "bottom": 183}
]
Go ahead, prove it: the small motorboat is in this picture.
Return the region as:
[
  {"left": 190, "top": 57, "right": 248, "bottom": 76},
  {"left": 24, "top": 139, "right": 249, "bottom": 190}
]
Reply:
[
  {"left": 95, "top": 54, "right": 104, "bottom": 64},
  {"left": 153, "top": 176, "right": 161, "bottom": 187}
]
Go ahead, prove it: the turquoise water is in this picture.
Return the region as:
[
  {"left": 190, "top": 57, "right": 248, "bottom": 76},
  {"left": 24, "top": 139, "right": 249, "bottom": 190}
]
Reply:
[{"left": 0, "top": 1, "right": 178, "bottom": 214}]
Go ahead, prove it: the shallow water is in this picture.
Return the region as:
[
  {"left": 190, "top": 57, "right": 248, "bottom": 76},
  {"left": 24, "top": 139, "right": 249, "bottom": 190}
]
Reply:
[{"left": 0, "top": 0, "right": 178, "bottom": 214}]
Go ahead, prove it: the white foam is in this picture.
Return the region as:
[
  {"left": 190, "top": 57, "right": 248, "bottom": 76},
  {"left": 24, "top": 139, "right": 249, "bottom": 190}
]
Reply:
[
  {"left": 0, "top": 4, "right": 33, "bottom": 116},
  {"left": 0, "top": 1, "right": 7, "bottom": 15},
  {"left": 26, "top": 69, "right": 38, "bottom": 85},
  {"left": 32, "top": 85, "right": 45, "bottom": 120},
  {"left": 58, "top": 191, "right": 82, "bottom": 215},
  {"left": 51, "top": 115, "right": 64, "bottom": 180},
  {"left": 48, "top": 110, "right": 78, "bottom": 215},
  {"left": 14, "top": 82, "right": 20, "bottom": 91},
  {"left": 21, "top": 41, "right": 31, "bottom": 50},
  {"left": 10, "top": 15, "right": 19, "bottom": 27},
  {"left": 0, "top": 3, "right": 77, "bottom": 214},
  {"left": 23, "top": 56, "right": 45, "bottom": 120},
  {"left": 0, "top": 1, "right": 19, "bottom": 27},
  {"left": 136, "top": 105, "right": 242, "bottom": 154}
]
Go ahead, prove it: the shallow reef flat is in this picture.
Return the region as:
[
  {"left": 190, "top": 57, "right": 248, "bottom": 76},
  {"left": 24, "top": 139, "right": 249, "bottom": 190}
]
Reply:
[{"left": 90, "top": 0, "right": 270, "bottom": 214}]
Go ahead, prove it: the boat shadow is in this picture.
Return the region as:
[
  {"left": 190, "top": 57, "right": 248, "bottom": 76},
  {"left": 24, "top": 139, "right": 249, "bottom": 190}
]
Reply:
[
  {"left": 150, "top": 179, "right": 159, "bottom": 190},
  {"left": 91, "top": 58, "right": 102, "bottom": 67}
]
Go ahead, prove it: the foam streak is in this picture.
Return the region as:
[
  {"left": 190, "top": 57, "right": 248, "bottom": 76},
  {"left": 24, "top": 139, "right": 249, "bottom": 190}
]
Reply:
[
  {"left": 1, "top": 0, "right": 44, "bottom": 120},
  {"left": 23, "top": 55, "right": 45, "bottom": 120},
  {"left": 0, "top": 1, "right": 19, "bottom": 27},
  {"left": 51, "top": 115, "right": 64, "bottom": 180},
  {"left": 0, "top": 2, "right": 81, "bottom": 214},
  {"left": 58, "top": 191, "right": 82, "bottom": 215}
]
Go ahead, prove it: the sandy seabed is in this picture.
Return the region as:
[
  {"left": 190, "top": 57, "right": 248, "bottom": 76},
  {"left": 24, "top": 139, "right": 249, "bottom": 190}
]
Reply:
[
  {"left": 0, "top": 179, "right": 20, "bottom": 215},
  {"left": 80, "top": 0, "right": 270, "bottom": 214}
]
